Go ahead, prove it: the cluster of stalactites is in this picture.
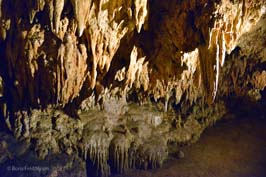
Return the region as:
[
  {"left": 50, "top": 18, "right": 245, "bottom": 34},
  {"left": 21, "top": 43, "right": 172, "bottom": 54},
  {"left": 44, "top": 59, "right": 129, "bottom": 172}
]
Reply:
[
  {"left": 0, "top": 0, "right": 149, "bottom": 107},
  {"left": 83, "top": 130, "right": 112, "bottom": 177},
  {"left": 20, "top": 0, "right": 147, "bottom": 38},
  {"left": 24, "top": 0, "right": 149, "bottom": 91},
  {"left": 199, "top": 0, "right": 265, "bottom": 103},
  {"left": 110, "top": 134, "right": 131, "bottom": 173}
]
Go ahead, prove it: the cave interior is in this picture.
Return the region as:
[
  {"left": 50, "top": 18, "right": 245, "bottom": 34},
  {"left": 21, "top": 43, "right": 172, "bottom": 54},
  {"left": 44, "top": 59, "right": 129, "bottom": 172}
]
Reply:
[{"left": 0, "top": 0, "right": 266, "bottom": 177}]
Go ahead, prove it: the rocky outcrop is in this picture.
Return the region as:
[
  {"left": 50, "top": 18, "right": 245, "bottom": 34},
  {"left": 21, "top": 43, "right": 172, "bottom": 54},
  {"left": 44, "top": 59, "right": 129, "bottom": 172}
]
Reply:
[{"left": 0, "top": 0, "right": 266, "bottom": 176}]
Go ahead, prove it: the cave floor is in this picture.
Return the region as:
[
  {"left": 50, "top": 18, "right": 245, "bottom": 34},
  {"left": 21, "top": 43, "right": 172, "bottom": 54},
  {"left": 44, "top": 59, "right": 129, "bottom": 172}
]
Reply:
[{"left": 111, "top": 115, "right": 266, "bottom": 177}]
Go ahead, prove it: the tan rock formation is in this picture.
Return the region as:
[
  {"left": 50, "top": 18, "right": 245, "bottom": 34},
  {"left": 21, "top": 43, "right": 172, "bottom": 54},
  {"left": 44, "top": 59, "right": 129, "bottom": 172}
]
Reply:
[{"left": 0, "top": 0, "right": 266, "bottom": 176}]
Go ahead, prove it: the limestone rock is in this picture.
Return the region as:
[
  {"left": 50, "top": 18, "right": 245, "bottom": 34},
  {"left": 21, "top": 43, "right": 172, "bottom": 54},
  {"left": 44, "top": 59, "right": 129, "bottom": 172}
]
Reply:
[
  {"left": 0, "top": 0, "right": 266, "bottom": 176},
  {"left": 0, "top": 0, "right": 265, "bottom": 110}
]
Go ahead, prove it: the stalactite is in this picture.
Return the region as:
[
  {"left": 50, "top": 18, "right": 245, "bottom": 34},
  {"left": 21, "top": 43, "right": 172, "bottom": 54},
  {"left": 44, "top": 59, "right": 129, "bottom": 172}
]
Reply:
[
  {"left": 110, "top": 132, "right": 132, "bottom": 173},
  {"left": 70, "top": 0, "right": 92, "bottom": 37},
  {"left": 126, "top": 46, "right": 148, "bottom": 89},
  {"left": 134, "top": 0, "right": 148, "bottom": 33},
  {"left": 56, "top": 33, "right": 87, "bottom": 106},
  {"left": 83, "top": 130, "right": 112, "bottom": 177},
  {"left": 26, "top": 0, "right": 46, "bottom": 24},
  {"left": 53, "top": 0, "right": 64, "bottom": 34},
  {"left": 136, "top": 138, "right": 168, "bottom": 169},
  {"left": 128, "top": 141, "right": 138, "bottom": 169},
  {"left": 199, "top": 0, "right": 265, "bottom": 103}
]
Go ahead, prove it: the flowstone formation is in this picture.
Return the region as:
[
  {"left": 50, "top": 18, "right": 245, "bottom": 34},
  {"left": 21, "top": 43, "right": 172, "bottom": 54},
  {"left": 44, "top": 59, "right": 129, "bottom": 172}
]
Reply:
[
  {"left": 1, "top": 100, "right": 226, "bottom": 177},
  {"left": 0, "top": 0, "right": 266, "bottom": 177}
]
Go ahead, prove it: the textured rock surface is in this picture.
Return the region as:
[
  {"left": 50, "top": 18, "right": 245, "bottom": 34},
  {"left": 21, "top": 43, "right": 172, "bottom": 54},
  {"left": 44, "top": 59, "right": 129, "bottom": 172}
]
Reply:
[
  {"left": 0, "top": 0, "right": 265, "bottom": 110},
  {"left": 0, "top": 102, "right": 226, "bottom": 177},
  {"left": 0, "top": 0, "right": 266, "bottom": 176}
]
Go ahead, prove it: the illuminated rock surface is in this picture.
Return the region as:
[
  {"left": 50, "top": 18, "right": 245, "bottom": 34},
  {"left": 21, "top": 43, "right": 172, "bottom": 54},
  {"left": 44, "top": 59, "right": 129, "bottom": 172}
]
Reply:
[{"left": 0, "top": 0, "right": 266, "bottom": 176}]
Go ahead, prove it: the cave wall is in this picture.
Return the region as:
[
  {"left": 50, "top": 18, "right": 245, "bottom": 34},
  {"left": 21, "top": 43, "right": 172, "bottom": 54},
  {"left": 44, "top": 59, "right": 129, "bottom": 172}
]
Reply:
[
  {"left": 0, "top": 0, "right": 266, "bottom": 176},
  {"left": 0, "top": 0, "right": 265, "bottom": 135},
  {"left": 0, "top": 0, "right": 265, "bottom": 148}
]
